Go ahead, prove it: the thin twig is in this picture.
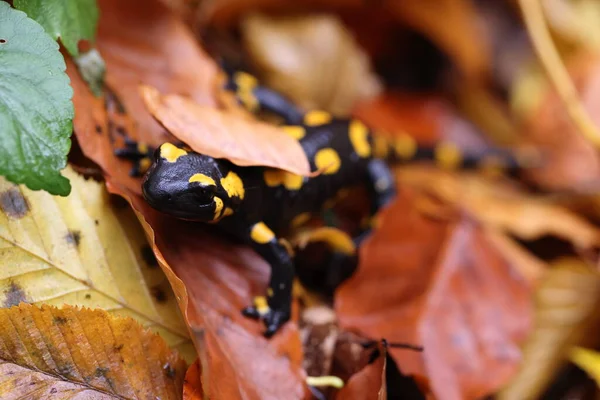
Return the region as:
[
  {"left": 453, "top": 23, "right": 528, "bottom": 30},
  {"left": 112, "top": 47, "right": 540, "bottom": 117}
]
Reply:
[{"left": 518, "top": 0, "right": 600, "bottom": 147}]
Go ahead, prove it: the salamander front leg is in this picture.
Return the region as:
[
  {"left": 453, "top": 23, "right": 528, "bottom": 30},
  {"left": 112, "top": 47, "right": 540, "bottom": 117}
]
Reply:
[{"left": 242, "top": 222, "right": 295, "bottom": 337}]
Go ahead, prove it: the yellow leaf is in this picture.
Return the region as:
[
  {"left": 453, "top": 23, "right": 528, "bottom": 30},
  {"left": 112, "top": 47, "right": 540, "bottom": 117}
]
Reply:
[
  {"left": 0, "top": 166, "right": 195, "bottom": 363},
  {"left": 240, "top": 12, "right": 382, "bottom": 116},
  {"left": 569, "top": 346, "right": 600, "bottom": 384},
  {"left": 0, "top": 303, "right": 186, "bottom": 399},
  {"left": 499, "top": 259, "right": 600, "bottom": 400}
]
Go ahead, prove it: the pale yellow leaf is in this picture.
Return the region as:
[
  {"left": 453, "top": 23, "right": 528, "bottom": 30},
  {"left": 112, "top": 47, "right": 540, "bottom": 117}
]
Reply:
[
  {"left": 0, "top": 166, "right": 195, "bottom": 363},
  {"left": 241, "top": 12, "right": 382, "bottom": 116},
  {"left": 499, "top": 259, "right": 600, "bottom": 400},
  {"left": 0, "top": 303, "right": 185, "bottom": 399}
]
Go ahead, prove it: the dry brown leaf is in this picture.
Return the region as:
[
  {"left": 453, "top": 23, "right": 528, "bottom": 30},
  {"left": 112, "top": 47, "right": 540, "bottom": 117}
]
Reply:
[
  {"left": 0, "top": 166, "right": 195, "bottom": 363},
  {"left": 241, "top": 12, "right": 382, "bottom": 115},
  {"left": 499, "top": 259, "right": 600, "bottom": 400},
  {"left": 336, "top": 188, "right": 533, "bottom": 399},
  {"left": 397, "top": 166, "right": 600, "bottom": 249},
  {"left": 140, "top": 85, "right": 311, "bottom": 175},
  {"left": 183, "top": 361, "right": 203, "bottom": 400},
  {"left": 0, "top": 303, "right": 186, "bottom": 399}
]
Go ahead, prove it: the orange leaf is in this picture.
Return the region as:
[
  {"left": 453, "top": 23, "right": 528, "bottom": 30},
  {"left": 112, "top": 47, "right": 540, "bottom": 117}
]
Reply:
[
  {"left": 0, "top": 304, "right": 186, "bottom": 399},
  {"left": 336, "top": 188, "right": 533, "bottom": 399},
  {"left": 336, "top": 343, "right": 387, "bottom": 400},
  {"left": 184, "top": 361, "right": 203, "bottom": 400},
  {"left": 71, "top": 0, "right": 219, "bottom": 194},
  {"left": 140, "top": 85, "right": 311, "bottom": 175}
]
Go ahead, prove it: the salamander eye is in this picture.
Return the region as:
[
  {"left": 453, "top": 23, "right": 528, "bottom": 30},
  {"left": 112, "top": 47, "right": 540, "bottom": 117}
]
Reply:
[{"left": 190, "top": 184, "right": 216, "bottom": 202}]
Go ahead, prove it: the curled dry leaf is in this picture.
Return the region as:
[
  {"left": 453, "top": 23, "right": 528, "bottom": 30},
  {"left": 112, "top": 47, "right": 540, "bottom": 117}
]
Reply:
[
  {"left": 499, "top": 259, "right": 600, "bottom": 400},
  {"left": 140, "top": 85, "right": 311, "bottom": 176},
  {"left": 70, "top": 0, "right": 219, "bottom": 195},
  {"left": 0, "top": 166, "right": 195, "bottom": 363},
  {"left": 336, "top": 343, "right": 387, "bottom": 400},
  {"left": 110, "top": 192, "right": 308, "bottom": 400},
  {"left": 397, "top": 166, "right": 600, "bottom": 250},
  {"left": 0, "top": 303, "right": 186, "bottom": 399},
  {"left": 336, "top": 188, "right": 533, "bottom": 400},
  {"left": 183, "top": 361, "right": 202, "bottom": 400},
  {"left": 240, "top": 12, "right": 382, "bottom": 115}
]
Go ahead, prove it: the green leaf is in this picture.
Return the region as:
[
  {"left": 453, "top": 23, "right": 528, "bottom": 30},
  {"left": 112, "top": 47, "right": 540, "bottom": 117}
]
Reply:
[
  {"left": 0, "top": 1, "right": 73, "bottom": 196},
  {"left": 13, "top": 0, "right": 99, "bottom": 56},
  {"left": 73, "top": 48, "right": 105, "bottom": 97}
]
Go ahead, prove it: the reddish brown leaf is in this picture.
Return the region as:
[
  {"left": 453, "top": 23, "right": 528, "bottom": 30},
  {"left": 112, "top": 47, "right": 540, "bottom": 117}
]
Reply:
[
  {"left": 71, "top": 0, "right": 219, "bottom": 194},
  {"left": 184, "top": 361, "right": 203, "bottom": 400},
  {"left": 335, "top": 188, "right": 533, "bottom": 399},
  {"left": 336, "top": 344, "right": 386, "bottom": 400},
  {"left": 111, "top": 190, "right": 309, "bottom": 400},
  {"left": 140, "top": 85, "right": 311, "bottom": 175}
]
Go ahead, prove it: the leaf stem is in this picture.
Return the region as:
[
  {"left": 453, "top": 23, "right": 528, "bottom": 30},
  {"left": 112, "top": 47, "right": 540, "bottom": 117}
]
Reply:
[{"left": 518, "top": 0, "right": 600, "bottom": 147}]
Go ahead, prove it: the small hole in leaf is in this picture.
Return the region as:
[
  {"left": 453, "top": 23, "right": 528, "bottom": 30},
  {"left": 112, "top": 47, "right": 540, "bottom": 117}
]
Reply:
[{"left": 0, "top": 39, "right": 6, "bottom": 44}]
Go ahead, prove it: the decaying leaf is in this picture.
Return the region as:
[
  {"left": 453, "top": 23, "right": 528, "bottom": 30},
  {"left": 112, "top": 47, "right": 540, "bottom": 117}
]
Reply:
[
  {"left": 0, "top": 303, "right": 186, "bottom": 399},
  {"left": 241, "top": 12, "right": 382, "bottom": 115},
  {"left": 139, "top": 85, "right": 312, "bottom": 176},
  {"left": 499, "top": 259, "right": 600, "bottom": 400},
  {"left": 183, "top": 361, "right": 203, "bottom": 400},
  {"left": 336, "top": 188, "right": 533, "bottom": 399},
  {"left": 0, "top": 166, "right": 195, "bottom": 362},
  {"left": 336, "top": 342, "right": 387, "bottom": 400}
]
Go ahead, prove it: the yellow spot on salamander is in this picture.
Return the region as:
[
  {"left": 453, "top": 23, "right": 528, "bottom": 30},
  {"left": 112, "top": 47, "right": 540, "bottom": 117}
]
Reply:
[
  {"left": 263, "top": 169, "right": 304, "bottom": 190},
  {"left": 315, "top": 148, "right": 341, "bottom": 175},
  {"left": 282, "top": 125, "right": 306, "bottom": 140},
  {"left": 435, "top": 142, "right": 463, "bottom": 170},
  {"left": 304, "top": 227, "right": 355, "bottom": 256},
  {"left": 253, "top": 296, "right": 270, "bottom": 315},
  {"left": 160, "top": 143, "right": 188, "bottom": 163},
  {"left": 306, "top": 376, "right": 344, "bottom": 389},
  {"left": 222, "top": 207, "right": 234, "bottom": 217},
  {"left": 139, "top": 158, "right": 152, "bottom": 174},
  {"left": 349, "top": 120, "right": 371, "bottom": 157},
  {"left": 234, "top": 71, "right": 258, "bottom": 91},
  {"left": 267, "top": 288, "right": 274, "bottom": 297},
  {"left": 291, "top": 212, "right": 311, "bottom": 228},
  {"left": 373, "top": 133, "right": 390, "bottom": 158},
  {"left": 137, "top": 142, "right": 149, "bottom": 154},
  {"left": 304, "top": 110, "right": 332, "bottom": 126},
  {"left": 221, "top": 171, "right": 245, "bottom": 200},
  {"left": 189, "top": 173, "right": 216, "bottom": 186},
  {"left": 250, "top": 222, "right": 275, "bottom": 244},
  {"left": 393, "top": 133, "right": 417, "bottom": 160},
  {"left": 213, "top": 196, "right": 223, "bottom": 220}
]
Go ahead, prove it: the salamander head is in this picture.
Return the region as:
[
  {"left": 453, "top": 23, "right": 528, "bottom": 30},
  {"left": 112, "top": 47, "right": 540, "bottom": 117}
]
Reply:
[{"left": 142, "top": 143, "right": 234, "bottom": 222}]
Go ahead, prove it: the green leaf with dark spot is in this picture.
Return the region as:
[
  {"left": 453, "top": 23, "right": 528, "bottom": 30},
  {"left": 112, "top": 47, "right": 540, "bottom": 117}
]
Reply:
[
  {"left": 0, "top": 1, "right": 73, "bottom": 196},
  {"left": 13, "top": 0, "right": 99, "bottom": 56}
]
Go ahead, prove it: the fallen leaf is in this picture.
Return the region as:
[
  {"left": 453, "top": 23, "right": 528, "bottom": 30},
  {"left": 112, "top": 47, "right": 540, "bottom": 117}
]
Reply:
[
  {"left": 336, "top": 188, "right": 533, "bottom": 399},
  {"left": 0, "top": 303, "right": 186, "bottom": 399},
  {"left": 397, "top": 166, "right": 600, "bottom": 250},
  {"left": 336, "top": 342, "right": 386, "bottom": 400},
  {"left": 70, "top": 0, "right": 220, "bottom": 195},
  {"left": 0, "top": 166, "right": 195, "bottom": 363},
  {"left": 110, "top": 191, "right": 309, "bottom": 400},
  {"left": 499, "top": 259, "right": 600, "bottom": 400},
  {"left": 140, "top": 85, "right": 311, "bottom": 176},
  {"left": 183, "top": 361, "right": 203, "bottom": 400},
  {"left": 240, "top": 12, "right": 382, "bottom": 115}
]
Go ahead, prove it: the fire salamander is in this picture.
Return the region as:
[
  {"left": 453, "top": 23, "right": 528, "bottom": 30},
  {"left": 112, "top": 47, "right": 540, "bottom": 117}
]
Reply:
[{"left": 118, "top": 71, "right": 531, "bottom": 337}]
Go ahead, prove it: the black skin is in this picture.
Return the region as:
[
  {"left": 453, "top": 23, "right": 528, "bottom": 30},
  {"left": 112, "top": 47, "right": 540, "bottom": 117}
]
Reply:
[{"left": 118, "top": 71, "right": 528, "bottom": 337}]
